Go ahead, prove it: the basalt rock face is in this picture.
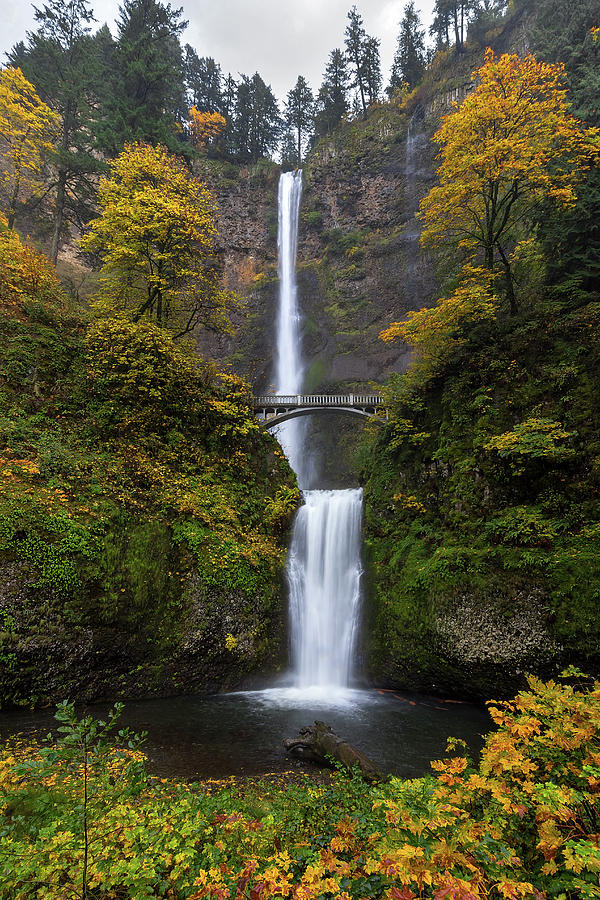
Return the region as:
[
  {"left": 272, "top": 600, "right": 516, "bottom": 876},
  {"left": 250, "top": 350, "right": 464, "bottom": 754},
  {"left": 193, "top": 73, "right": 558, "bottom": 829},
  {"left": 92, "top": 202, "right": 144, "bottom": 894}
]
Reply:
[
  {"left": 205, "top": 107, "right": 439, "bottom": 396},
  {"left": 0, "top": 558, "right": 287, "bottom": 708}
]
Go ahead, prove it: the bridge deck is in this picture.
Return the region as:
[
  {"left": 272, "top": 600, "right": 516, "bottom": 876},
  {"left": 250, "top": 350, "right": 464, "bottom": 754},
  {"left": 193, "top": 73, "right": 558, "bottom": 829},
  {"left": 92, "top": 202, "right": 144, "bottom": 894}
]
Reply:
[
  {"left": 253, "top": 393, "right": 386, "bottom": 426},
  {"left": 253, "top": 393, "right": 383, "bottom": 408}
]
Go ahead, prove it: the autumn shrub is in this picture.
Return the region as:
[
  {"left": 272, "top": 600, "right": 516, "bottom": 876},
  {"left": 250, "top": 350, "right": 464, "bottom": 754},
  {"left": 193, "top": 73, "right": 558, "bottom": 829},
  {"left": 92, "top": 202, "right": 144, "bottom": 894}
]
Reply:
[{"left": 1, "top": 673, "right": 599, "bottom": 898}]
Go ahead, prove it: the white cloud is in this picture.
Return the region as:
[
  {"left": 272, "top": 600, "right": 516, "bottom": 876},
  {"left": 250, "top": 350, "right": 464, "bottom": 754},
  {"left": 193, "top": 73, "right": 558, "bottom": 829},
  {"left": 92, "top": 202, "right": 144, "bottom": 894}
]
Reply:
[{"left": 2, "top": 0, "right": 436, "bottom": 102}]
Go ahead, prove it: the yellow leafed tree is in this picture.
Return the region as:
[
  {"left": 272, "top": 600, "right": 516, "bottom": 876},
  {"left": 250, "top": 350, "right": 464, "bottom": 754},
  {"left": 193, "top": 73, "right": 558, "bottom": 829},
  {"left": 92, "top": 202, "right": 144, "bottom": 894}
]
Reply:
[
  {"left": 419, "top": 49, "right": 599, "bottom": 313},
  {"left": 188, "top": 108, "right": 227, "bottom": 149},
  {"left": 80, "top": 142, "right": 237, "bottom": 337},
  {"left": 0, "top": 67, "right": 58, "bottom": 229}
]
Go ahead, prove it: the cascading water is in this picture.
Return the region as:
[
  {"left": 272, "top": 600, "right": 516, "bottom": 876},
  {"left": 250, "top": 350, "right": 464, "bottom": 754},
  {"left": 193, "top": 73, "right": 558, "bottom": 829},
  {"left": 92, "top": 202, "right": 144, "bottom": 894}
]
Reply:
[
  {"left": 274, "top": 171, "right": 306, "bottom": 483},
  {"left": 275, "top": 171, "right": 363, "bottom": 692},
  {"left": 288, "top": 488, "right": 363, "bottom": 688}
]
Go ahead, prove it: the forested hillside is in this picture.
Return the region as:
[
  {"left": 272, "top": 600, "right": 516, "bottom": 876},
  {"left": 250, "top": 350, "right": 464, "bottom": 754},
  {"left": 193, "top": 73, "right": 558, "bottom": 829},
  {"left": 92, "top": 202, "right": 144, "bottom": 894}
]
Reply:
[{"left": 360, "top": 0, "right": 600, "bottom": 697}]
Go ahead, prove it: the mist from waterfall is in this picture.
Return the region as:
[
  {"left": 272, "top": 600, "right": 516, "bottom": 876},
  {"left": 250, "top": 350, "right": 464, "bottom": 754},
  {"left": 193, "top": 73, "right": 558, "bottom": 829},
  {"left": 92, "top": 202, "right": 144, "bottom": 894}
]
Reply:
[{"left": 274, "top": 170, "right": 364, "bottom": 692}]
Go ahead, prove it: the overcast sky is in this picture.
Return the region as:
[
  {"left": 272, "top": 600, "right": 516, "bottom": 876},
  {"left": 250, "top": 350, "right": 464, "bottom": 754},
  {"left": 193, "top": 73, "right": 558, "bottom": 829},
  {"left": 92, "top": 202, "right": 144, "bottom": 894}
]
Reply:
[{"left": 2, "top": 0, "right": 437, "bottom": 102}]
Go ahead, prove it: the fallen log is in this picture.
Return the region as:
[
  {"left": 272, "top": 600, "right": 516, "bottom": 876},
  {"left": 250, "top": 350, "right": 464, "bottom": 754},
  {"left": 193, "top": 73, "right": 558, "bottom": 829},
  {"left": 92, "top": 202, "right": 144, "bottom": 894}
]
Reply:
[{"left": 283, "top": 720, "right": 384, "bottom": 783}]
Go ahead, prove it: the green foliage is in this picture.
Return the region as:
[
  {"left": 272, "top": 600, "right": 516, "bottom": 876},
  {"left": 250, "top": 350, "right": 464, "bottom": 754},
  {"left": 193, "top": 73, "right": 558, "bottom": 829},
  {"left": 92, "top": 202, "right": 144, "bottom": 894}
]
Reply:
[
  {"left": 0, "top": 227, "right": 296, "bottom": 705},
  {"left": 1, "top": 675, "right": 600, "bottom": 897}
]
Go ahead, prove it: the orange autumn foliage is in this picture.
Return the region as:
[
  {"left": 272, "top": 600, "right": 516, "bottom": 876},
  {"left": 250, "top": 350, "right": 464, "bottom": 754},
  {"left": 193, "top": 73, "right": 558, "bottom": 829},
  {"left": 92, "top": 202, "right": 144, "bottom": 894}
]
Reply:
[{"left": 188, "top": 108, "right": 227, "bottom": 149}]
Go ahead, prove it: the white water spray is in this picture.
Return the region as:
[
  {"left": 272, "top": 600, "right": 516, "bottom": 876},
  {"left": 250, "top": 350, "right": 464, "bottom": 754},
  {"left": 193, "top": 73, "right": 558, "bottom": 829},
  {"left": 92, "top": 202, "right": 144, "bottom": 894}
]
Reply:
[{"left": 274, "top": 171, "right": 364, "bottom": 691}]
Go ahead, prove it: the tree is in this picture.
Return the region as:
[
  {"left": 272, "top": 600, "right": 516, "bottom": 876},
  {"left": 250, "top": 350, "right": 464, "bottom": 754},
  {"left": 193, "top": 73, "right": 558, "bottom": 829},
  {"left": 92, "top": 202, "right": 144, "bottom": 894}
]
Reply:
[
  {"left": 231, "top": 73, "right": 280, "bottom": 161},
  {"left": 314, "top": 49, "right": 349, "bottom": 138},
  {"left": 9, "top": 0, "right": 103, "bottom": 262},
  {"left": 0, "top": 67, "right": 58, "bottom": 229},
  {"left": 344, "top": 6, "right": 369, "bottom": 116},
  {"left": 430, "top": 0, "right": 451, "bottom": 50},
  {"left": 284, "top": 76, "right": 314, "bottom": 165},
  {"left": 419, "top": 49, "right": 599, "bottom": 313},
  {"left": 80, "top": 142, "right": 236, "bottom": 337},
  {"left": 184, "top": 46, "right": 223, "bottom": 113},
  {"left": 100, "top": 0, "right": 187, "bottom": 155},
  {"left": 363, "top": 36, "right": 382, "bottom": 105},
  {"left": 388, "top": 2, "right": 426, "bottom": 95},
  {"left": 188, "top": 108, "right": 226, "bottom": 149},
  {"left": 430, "top": 0, "right": 477, "bottom": 53}
]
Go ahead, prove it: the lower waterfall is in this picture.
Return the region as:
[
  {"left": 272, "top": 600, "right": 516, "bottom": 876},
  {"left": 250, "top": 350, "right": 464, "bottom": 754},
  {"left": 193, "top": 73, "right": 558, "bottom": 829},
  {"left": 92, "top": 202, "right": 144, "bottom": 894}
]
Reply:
[{"left": 287, "top": 489, "right": 363, "bottom": 690}]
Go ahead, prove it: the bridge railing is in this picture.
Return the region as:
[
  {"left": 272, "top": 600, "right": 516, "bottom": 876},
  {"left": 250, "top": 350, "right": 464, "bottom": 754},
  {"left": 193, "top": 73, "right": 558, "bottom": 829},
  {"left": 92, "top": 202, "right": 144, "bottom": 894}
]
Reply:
[{"left": 253, "top": 394, "right": 384, "bottom": 407}]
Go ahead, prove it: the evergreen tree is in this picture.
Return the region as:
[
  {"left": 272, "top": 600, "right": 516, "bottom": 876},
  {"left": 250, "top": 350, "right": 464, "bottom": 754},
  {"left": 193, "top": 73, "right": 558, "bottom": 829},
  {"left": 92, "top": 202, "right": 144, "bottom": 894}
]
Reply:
[
  {"left": 531, "top": 0, "right": 600, "bottom": 294},
  {"left": 363, "top": 36, "right": 382, "bottom": 104},
  {"left": 232, "top": 73, "right": 280, "bottom": 161},
  {"left": 388, "top": 2, "right": 426, "bottom": 95},
  {"left": 430, "top": 1, "right": 478, "bottom": 52},
  {"left": 344, "top": 6, "right": 368, "bottom": 116},
  {"left": 430, "top": 0, "right": 451, "bottom": 50},
  {"left": 284, "top": 76, "right": 314, "bottom": 165},
  {"left": 314, "top": 48, "right": 349, "bottom": 137},
  {"left": 184, "top": 46, "right": 222, "bottom": 113},
  {"left": 100, "top": 0, "right": 187, "bottom": 155},
  {"left": 468, "top": 2, "right": 508, "bottom": 45},
  {"left": 280, "top": 130, "right": 298, "bottom": 167},
  {"left": 8, "top": 0, "right": 103, "bottom": 262}
]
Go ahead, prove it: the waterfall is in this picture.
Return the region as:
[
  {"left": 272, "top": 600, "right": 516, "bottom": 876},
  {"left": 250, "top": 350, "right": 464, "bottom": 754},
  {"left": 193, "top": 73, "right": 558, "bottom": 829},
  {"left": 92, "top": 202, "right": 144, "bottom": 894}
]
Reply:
[
  {"left": 288, "top": 489, "right": 363, "bottom": 688},
  {"left": 274, "top": 171, "right": 306, "bottom": 484},
  {"left": 274, "top": 171, "right": 364, "bottom": 691}
]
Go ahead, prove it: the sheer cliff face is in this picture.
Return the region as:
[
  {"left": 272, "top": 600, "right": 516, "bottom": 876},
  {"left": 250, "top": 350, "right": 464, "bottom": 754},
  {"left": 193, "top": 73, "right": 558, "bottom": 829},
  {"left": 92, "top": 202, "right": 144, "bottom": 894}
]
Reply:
[{"left": 203, "top": 104, "right": 439, "bottom": 395}]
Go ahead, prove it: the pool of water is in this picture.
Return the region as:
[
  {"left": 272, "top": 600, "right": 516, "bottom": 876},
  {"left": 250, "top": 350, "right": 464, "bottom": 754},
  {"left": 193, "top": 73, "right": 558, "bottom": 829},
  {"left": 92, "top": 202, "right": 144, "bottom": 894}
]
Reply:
[{"left": 0, "top": 686, "right": 491, "bottom": 780}]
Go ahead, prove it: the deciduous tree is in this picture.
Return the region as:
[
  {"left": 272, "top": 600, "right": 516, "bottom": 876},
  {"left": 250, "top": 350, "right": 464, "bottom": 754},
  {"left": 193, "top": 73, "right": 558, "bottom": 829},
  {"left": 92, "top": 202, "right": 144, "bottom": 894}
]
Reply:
[
  {"left": 188, "top": 108, "right": 226, "bottom": 149},
  {"left": 80, "top": 142, "right": 236, "bottom": 337},
  {"left": 419, "top": 49, "right": 599, "bottom": 313},
  {"left": 0, "top": 67, "right": 58, "bottom": 229}
]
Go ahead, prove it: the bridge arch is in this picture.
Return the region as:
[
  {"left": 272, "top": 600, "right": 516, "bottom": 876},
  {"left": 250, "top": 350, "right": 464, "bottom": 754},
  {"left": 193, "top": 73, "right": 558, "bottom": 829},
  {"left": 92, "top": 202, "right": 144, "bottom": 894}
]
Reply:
[
  {"left": 253, "top": 393, "right": 387, "bottom": 428},
  {"left": 261, "top": 405, "right": 375, "bottom": 429}
]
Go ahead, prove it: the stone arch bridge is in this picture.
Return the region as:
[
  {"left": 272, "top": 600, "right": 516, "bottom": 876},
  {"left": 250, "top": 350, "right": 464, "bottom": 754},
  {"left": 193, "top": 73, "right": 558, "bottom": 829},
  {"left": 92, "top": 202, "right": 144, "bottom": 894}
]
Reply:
[{"left": 253, "top": 393, "right": 386, "bottom": 428}]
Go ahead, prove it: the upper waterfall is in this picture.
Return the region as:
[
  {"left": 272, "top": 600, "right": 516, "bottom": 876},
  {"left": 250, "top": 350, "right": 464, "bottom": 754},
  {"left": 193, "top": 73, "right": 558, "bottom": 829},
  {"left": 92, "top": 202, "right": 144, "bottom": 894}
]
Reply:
[{"left": 274, "top": 170, "right": 309, "bottom": 485}]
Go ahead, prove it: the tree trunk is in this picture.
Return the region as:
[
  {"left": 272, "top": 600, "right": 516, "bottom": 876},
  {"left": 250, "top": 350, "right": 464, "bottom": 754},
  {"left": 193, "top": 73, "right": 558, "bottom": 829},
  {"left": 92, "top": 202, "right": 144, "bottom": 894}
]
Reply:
[
  {"left": 51, "top": 170, "right": 67, "bottom": 264},
  {"left": 284, "top": 721, "right": 385, "bottom": 783}
]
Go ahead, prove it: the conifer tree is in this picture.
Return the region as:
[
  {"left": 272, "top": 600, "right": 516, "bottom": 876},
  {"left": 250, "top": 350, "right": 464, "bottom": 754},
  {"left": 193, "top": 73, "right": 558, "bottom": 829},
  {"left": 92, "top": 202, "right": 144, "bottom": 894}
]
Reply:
[
  {"left": 344, "top": 6, "right": 369, "bottom": 116},
  {"left": 232, "top": 74, "right": 280, "bottom": 161},
  {"left": 284, "top": 76, "right": 314, "bottom": 165},
  {"left": 363, "top": 36, "right": 382, "bottom": 105},
  {"left": 8, "top": 0, "right": 103, "bottom": 262},
  {"left": 100, "top": 0, "right": 187, "bottom": 155},
  {"left": 314, "top": 49, "right": 349, "bottom": 137},
  {"left": 184, "top": 46, "right": 223, "bottom": 113},
  {"left": 388, "top": 2, "right": 426, "bottom": 95}
]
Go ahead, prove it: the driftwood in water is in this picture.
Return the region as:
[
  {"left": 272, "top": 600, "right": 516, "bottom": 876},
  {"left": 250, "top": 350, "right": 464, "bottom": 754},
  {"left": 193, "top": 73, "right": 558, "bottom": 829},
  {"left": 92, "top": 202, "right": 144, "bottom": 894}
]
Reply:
[{"left": 283, "top": 720, "right": 384, "bottom": 783}]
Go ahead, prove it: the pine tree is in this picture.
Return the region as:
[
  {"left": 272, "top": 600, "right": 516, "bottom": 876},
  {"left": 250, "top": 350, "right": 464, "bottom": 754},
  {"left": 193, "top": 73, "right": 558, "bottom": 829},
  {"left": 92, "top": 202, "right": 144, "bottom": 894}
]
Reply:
[
  {"left": 344, "top": 6, "right": 368, "bottom": 116},
  {"left": 284, "top": 76, "right": 314, "bottom": 165},
  {"left": 363, "top": 36, "right": 382, "bottom": 104},
  {"left": 388, "top": 2, "right": 426, "bottom": 95},
  {"left": 314, "top": 49, "right": 349, "bottom": 138},
  {"left": 184, "top": 46, "right": 223, "bottom": 113},
  {"left": 100, "top": 0, "right": 187, "bottom": 155},
  {"left": 8, "top": 0, "right": 103, "bottom": 262},
  {"left": 232, "top": 74, "right": 280, "bottom": 161}
]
